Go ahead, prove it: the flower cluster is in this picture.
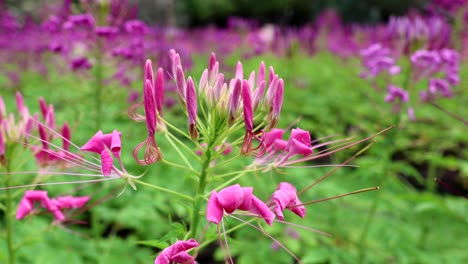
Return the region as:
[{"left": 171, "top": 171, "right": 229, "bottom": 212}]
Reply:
[
  {"left": 360, "top": 43, "right": 400, "bottom": 79},
  {"left": 411, "top": 49, "right": 460, "bottom": 101},
  {"left": 360, "top": 42, "right": 460, "bottom": 121},
  {"left": 129, "top": 50, "right": 286, "bottom": 165}
]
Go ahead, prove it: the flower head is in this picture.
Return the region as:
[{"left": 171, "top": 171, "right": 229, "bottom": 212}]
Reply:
[
  {"left": 154, "top": 239, "right": 199, "bottom": 264},
  {"left": 207, "top": 184, "right": 275, "bottom": 225},
  {"left": 81, "top": 130, "right": 123, "bottom": 177},
  {"left": 16, "top": 190, "right": 90, "bottom": 223},
  {"left": 268, "top": 182, "right": 306, "bottom": 221}
]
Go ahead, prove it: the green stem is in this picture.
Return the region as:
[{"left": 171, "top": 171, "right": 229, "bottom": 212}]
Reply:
[
  {"left": 5, "top": 159, "right": 15, "bottom": 264},
  {"left": 188, "top": 148, "right": 212, "bottom": 238},
  {"left": 164, "top": 133, "right": 194, "bottom": 170}
]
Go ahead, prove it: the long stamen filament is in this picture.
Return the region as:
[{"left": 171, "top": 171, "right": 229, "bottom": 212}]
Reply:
[
  {"left": 295, "top": 187, "right": 380, "bottom": 207},
  {"left": 299, "top": 140, "right": 376, "bottom": 195}
]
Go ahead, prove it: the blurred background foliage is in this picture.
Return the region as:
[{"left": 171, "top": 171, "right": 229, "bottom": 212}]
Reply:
[
  {"left": 0, "top": 0, "right": 467, "bottom": 263},
  {"left": 4, "top": 0, "right": 431, "bottom": 26}
]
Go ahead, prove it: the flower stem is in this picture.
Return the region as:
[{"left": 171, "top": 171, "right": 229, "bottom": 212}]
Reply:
[
  {"left": 5, "top": 158, "right": 15, "bottom": 264},
  {"left": 188, "top": 147, "right": 213, "bottom": 238}
]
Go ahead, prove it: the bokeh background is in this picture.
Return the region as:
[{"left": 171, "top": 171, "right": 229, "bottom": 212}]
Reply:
[{"left": 1, "top": 0, "right": 467, "bottom": 263}]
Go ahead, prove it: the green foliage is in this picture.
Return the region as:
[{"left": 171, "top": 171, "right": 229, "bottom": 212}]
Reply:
[{"left": 1, "top": 50, "right": 467, "bottom": 263}]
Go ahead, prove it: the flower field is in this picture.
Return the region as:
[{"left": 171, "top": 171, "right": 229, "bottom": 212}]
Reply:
[{"left": 0, "top": 1, "right": 467, "bottom": 263}]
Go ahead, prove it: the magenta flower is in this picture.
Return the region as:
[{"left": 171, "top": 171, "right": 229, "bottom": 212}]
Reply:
[
  {"left": 154, "top": 239, "right": 199, "bottom": 264},
  {"left": 385, "top": 84, "right": 409, "bottom": 103},
  {"left": 207, "top": 184, "right": 275, "bottom": 225},
  {"left": 267, "top": 182, "right": 306, "bottom": 221},
  {"left": 269, "top": 78, "right": 284, "bottom": 130},
  {"left": 155, "top": 67, "right": 165, "bottom": 115},
  {"left": 81, "top": 130, "right": 123, "bottom": 176},
  {"left": 255, "top": 128, "right": 316, "bottom": 169},
  {"left": 16, "top": 190, "right": 90, "bottom": 222},
  {"left": 360, "top": 43, "right": 400, "bottom": 79}
]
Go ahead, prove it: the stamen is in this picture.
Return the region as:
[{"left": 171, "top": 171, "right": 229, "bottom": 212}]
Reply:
[
  {"left": 0, "top": 178, "right": 116, "bottom": 190},
  {"left": 221, "top": 217, "right": 234, "bottom": 264},
  {"left": 296, "top": 187, "right": 380, "bottom": 206},
  {"left": 298, "top": 140, "right": 376, "bottom": 195},
  {"left": 283, "top": 126, "right": 393, "bottom": 167},
  {"left": 273, "top": 219, "right": 332, "bottom": 237},
  {"left": 230, "top": 215, "right": 302, "bottom": 263}
]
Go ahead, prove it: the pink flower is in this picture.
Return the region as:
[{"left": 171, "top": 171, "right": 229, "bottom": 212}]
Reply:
[
  {"left": 268, "top": 182, "right": 306, "bottom": 221},
  {"left": 16, "top": 190, "right": 90, "bottom": 222},
  {"left": 154, "top": 239, "right": 199, "bottom": 264},
  {"left": 255, "top": 128, "right": 316, "bottom": 169},
  {"left": 207, "top": 184, "right": 275, "bottom": 225},
  {"left": 385, "top": 84, "right": 409, "bottom": 103},
  {"left": 154, "top": 67, "right": 165, "bottom": 115},
  {"left": 81, "top": 130, "right": 123, "bottom": 176}
]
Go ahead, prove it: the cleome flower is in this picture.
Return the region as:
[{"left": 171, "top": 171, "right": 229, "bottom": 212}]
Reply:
[
  {"left": 267, "top": 182, "right": 306, "bottom": 221},
  {"left": 154, "top": 239, "right": 199, "bottom": 264},
  {"left": 253, "top": 127, "right": 314, "bottom": 170},
  {"left": 16, "top": 190, "right": 90, "bottom": 223},
  {"left": 80, "top": 130, "right": 123, "bottom": 177},
  {"left": 207, "top": 184, "right": 275, "bottom": 225}
]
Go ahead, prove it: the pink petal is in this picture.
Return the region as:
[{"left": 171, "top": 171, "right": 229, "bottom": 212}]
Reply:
[
  {"left": 238, "top": 187, "right": 253, "bottom": 211},
  {"left": 206, "top": 191, "right": 223, "bottom": 224},
  {"left": 249, "top": 195, "right": 275, "bottom": 225},
  {"left": 52, "top": 209, "right": 66, "bottom": 221},
  {"left": 199, "top": 69, "right": 208, "bottom": 93},
  {"left": 100, "top": 149, "right": 113, "bottom": 177},
  {"left": 186, "top": 77, "right": 197, "bottom": 126},
  {"left": 175, "top": 66, "right": 186, "bottom": 103},
  {"left": 144, "top": 59, "right": 154, "bottom": 88},
  {"left": 61, "top": 123, "right": 71, "bottom": 152},
  {"left": 155, "top": 239, "right": 199, "bottom": 264},
  {"left": 217, "top": 184, "right": 245, "bottom": 214},
  {"left": 271, "top": 183, "right": 306, "bottom": 220},
  {"left": 54, "top": 196, "right": 90, "bottom": 209},
  {"left": 16, "top": 198, "right": 33, "bottom": 220},
  {"left": 208, "top": 52, "right": 217, "bottom": 72},
  {"left": 38, "top": 96, "right": 48, "bottom": 119},
  {"left": 252, "top": 80, "right": 266, "bottom": 111},
  {"left": 263, "top": 129, "right": 285, "bottom": 147},
  {"left": 110, "top": 130, "right": 122, "bottom": 158},
  {"left": 287, "top": 138, "right": 313, "bottom": 157},
  {"left": 235, "top": 61, "right": 243, "bottom": 80},
  {"left": 81, "top": 130, "right": 105, "bottom": 154},
  {"left": 228, "top": 79, "right": 242, "bottom": 124},
  {"left": 155, "top": 68, "right": 165, "bottom": 114},
  {"left": 144, "top": 79, "right": 157, "bottom": 135},
  {"left": 289, "top": 128, "right": 311, "bottom": 146},
  {"left": 242, "top": 80, "right": 253, "bottom": 132},
  {"left": 24, "top": 190, "right": 49, "bottom": 201}
]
